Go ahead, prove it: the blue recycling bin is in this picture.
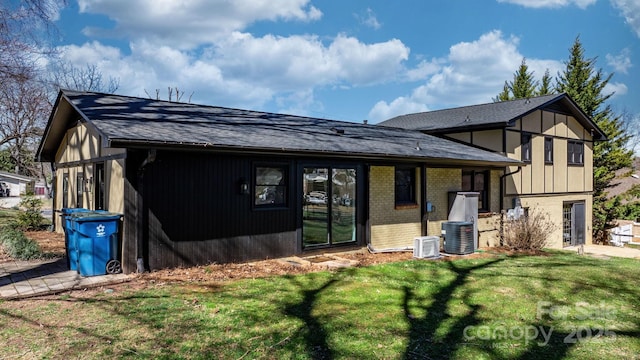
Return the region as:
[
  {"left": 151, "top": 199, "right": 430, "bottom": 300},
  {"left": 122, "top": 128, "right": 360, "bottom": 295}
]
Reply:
[
  {"left": 72, "top": 212, "right": 122, "bottom": 277},
  {"left": 61, "top": 208, "right": 90, "bottom": 271}
]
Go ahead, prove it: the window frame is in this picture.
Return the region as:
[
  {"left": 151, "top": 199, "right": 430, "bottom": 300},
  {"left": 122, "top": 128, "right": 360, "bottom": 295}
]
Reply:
[
  {"left": 253, "top": 164, "right": 289, "bottom": 210},
  {"left": 62, "top": 172, "right": 69, "bottom": 209},
  {"left": 394, "top": 167, "right": 417, "bottom": 206},
  {"left": 567, "top": 140, "right": 584, "bottom": 166},
  {"left": 544, "top": 136, "right": 554, "bottom": 164},
  {"left": 76, "top": 172, "right": 84, "bottom": 208},
  {"left": 462, "top": 169, "right": 489, "bottom": 213},
  {"left": 521, "top": 132, "right": 532, "bottom": 163}
]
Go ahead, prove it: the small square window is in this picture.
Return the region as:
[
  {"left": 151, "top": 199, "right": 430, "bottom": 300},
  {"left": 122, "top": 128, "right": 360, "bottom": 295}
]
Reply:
[{"left": 255, "top": 166, "right": 287, "bottom": 208}]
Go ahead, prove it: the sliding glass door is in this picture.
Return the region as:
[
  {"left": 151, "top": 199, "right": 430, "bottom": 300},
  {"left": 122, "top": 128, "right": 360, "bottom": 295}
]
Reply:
[{"left": 302, "top": 167, "right": 357, "bottom": 248}]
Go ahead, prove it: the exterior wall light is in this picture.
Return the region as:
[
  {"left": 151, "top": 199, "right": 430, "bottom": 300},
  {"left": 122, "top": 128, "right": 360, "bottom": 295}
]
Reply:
[{"left": 239, "top": 179, "right": 250, "bottom": 195}]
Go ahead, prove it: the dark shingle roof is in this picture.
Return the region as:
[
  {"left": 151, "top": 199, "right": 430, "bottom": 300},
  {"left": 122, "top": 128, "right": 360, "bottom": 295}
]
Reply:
[
  {"left": 379, "top": 93, "right": 607, "bottom": 140},
  {"left": 37, "top": 90, "right": 520, "bottom": 166}
]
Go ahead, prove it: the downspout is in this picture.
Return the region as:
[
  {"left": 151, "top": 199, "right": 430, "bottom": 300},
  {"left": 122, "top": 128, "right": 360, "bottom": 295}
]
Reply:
[
  {"left": 421, "top": 164, "right": 427, "bottom": 236},
  {"left": 499, "top": 166, "right": 521, "bottom": 245},
  {"left": 136, "top": 149, "right": 156, "bottom": 273},
  {"left": 499, "top": 166, "right": 521, "bottom": 211}
]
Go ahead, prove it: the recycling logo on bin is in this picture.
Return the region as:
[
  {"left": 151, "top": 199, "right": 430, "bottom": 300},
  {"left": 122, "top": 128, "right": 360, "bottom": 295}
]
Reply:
[{"left": 96, "top": 224, "right": 106, "bottom": 237}]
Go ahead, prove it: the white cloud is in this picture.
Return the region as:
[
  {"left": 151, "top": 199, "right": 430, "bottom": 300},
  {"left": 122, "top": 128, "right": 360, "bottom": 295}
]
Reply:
[
  {"left": 611, "top": 0, "right": 640, "bottom": 38},
  {"left": 56, "top": 31, "right": 410, "bottom": 111},
  {"left": 604, "top": 81, "right": 629, "bottom": 98},
  {"left": 356, "top": 8, "right": 381, "bottom": 30},
  {"left": 77, "top": 0, "right": 322, "bottom": 48},
  {"left": 405, "top": 59, "right": 442, "bottom": 81},
  {"left": 368, "top": 30, "right": 565, "bottom": 122},
  {"left": 368, "top": 97, "right": 428, "bottom": 123},
  {"left": 606, "top": 48, "right": 633, "bottom": 74},
  {"left": 411, "top": 31, "right": 525, "bottom": 105},
  {"left": 212, "top": 32, "right": 408, "bottom": 89},
  {"left": 497, "top": 0, "right": 596, "bottom": 8}
]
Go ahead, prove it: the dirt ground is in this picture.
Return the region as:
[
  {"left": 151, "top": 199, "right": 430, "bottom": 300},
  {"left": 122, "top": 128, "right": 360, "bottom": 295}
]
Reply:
[{"left": 5, "top": 230, "right": 510, "bottom": 292}]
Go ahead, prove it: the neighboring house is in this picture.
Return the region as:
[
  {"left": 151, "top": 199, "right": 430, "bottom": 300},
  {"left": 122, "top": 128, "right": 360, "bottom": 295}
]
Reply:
[
  {"left": 380, "top": 93, "right": 606, "bottom": 249},
  {"left": 0, "top": 170, "right": 36, "bottom": 196},
  {"left": 37, "top": 90, "right": 520, "bottom": 273},
  {"left": 607, "top": 157, "right": 640, "bottom": 202}
]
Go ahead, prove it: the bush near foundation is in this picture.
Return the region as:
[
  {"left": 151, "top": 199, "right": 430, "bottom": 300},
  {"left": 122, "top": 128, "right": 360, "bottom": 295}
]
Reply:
[
  {"left": 502, "top": 209, "right": 556, "bottom": 251},
  {"left": 16, "top": 194, "right": 44, "bottom": 231},
  {"left": 0, "top": 225, "right": 41, "bottom": 260}
]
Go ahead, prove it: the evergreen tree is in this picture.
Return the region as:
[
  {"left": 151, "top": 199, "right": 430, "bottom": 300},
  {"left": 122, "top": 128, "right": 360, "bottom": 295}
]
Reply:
[
  {"left": 495, "top": 82, "right": 512, "bottom": 102},
  {"left": 556, "top": 36, "right": 634, "bottom": 242},
  {"left": 511, "top": 58, "right": 538, "bottom": 98},
  {"left": 494, "top": 58, "right": 544, "bottom": 101},
  {"left": 537, "top": 69, "right": 553, "bottom": 96}
]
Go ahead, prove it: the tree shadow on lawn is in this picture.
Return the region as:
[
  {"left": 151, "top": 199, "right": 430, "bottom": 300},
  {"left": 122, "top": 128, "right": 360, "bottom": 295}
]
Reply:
[
  {"left": 400, "top": 257, "right": 590, "bottom": 360},
  {"left": 283, "top": 273, "right": 342, "bottom": 360},
  {"left": 269, "top": 255, "right": 622, "bottom": 359}
]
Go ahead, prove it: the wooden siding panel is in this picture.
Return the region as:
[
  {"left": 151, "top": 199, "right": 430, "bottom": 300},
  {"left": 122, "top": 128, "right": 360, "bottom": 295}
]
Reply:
[
  {"left": 522, "top": 111, "right": 541, "bottom": 133},
  {"left": 505, "top": 131, "right": 520, "bottom": 195},
  {"left": 124, "top": 151, "right": 375, "bottom": 271},
  {"left": 107, "top": 159, "right": 125, "bottom": 213},
  {"left": 567, "top": 116, "right": 581, "bottom": 139},
  {"left": 555, "top": 139, "right": 568, "bottom": 192},
  {"left": 542, "top": 111, "right": 555, "bottom": 135},
  {"left": 122, "top": 177, "right": 139, "bottom": 273},
  {"left": 544, "top": 164, "right": 554, "bottom": 193},
  {"left": 446, "top": 133, "right": 471, "bottom": 143},
  {"left": 585, "top": 142, "right": 593, "bottom": 191},
  {"left": 521, "top": 163, "right": 532, "bottom": 194},
  {"left": 556, "top": 114, "right": 568, "bottom": 138},
  {"left": 531, "top": 135, "right": 544, "bottom": 193},
  {"left": 472, "top": 129, "right": 503, "bottom": 152},
  {"left": 568, "top": 166, "right": 586, "bottom": 192}
]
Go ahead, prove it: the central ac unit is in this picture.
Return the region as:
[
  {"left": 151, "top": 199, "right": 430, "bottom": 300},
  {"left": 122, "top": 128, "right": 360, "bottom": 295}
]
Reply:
[{"left": 413, "top": 236, "right": 440, "bottom": 259}]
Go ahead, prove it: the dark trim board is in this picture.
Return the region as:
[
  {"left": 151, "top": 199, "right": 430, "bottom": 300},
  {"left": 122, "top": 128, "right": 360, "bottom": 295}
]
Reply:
[{"left": 55, "top": 153, "right": 127, "bottom": 169}]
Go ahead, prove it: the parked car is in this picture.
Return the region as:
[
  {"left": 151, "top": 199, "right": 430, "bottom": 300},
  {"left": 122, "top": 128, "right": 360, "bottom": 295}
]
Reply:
[
  {"left": 305, "top": 191, "right": 327, "bottom": 205},
  {"left": 0, "top": 182, "right": 8, "bottom": 197}
]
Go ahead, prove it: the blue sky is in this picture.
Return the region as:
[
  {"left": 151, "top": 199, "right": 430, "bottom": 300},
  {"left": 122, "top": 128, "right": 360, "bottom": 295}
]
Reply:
[{"left": 50, "top": 0, "right": 639, "bottom": 124}]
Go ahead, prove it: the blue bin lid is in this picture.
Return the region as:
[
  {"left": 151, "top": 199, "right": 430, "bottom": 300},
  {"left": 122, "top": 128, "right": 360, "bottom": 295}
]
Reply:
[
  {"left": 71, "top": 211, "right": 122, "bottom": 222},
  {"left": 61, "top": 208, "right": 90, "bottom": 215}
]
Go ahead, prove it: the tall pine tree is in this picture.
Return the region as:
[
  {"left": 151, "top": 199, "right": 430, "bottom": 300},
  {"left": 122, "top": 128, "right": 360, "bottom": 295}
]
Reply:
[
  {"left": 537, "top": 69, "right": 553, "bottom": 96},
  {"left": 556, "top": 37, "right": 633, "bottom": 242},
  {"left": 494, "top": 58, "right": 550, "bottom": 101}
]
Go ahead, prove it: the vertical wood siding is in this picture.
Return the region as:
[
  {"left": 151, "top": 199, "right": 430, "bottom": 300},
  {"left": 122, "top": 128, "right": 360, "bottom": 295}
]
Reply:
[{"left": 125, "top": 150, "right": 298, "bottom": 270}]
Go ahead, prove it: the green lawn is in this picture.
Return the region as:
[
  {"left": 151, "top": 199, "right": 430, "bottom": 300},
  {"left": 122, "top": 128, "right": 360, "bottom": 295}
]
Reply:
[{"left": 1, "top": 251, "right": 639, "bottom": 359}]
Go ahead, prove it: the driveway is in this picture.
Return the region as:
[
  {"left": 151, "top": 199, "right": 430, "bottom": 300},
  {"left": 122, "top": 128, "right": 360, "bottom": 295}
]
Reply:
[
  {"left": 0, "top": 196, "right": 21, "bottom": 209},
  {"left": 566, "top": 244, "right": 640, "bottom": 259}
]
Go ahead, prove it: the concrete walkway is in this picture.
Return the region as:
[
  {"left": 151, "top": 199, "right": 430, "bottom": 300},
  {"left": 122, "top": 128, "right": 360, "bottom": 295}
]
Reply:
[
  {"left": 0, "top": 258, "right": 131, "bottom": 300},
  {"left": 565, "top": 244, "right": 640, "bottom": 259}
]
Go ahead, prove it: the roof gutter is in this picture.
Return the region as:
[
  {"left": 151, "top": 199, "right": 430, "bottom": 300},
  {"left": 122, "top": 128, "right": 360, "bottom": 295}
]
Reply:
[{"left": 107, "top": 139, "right": 521, "bottom": 168}]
